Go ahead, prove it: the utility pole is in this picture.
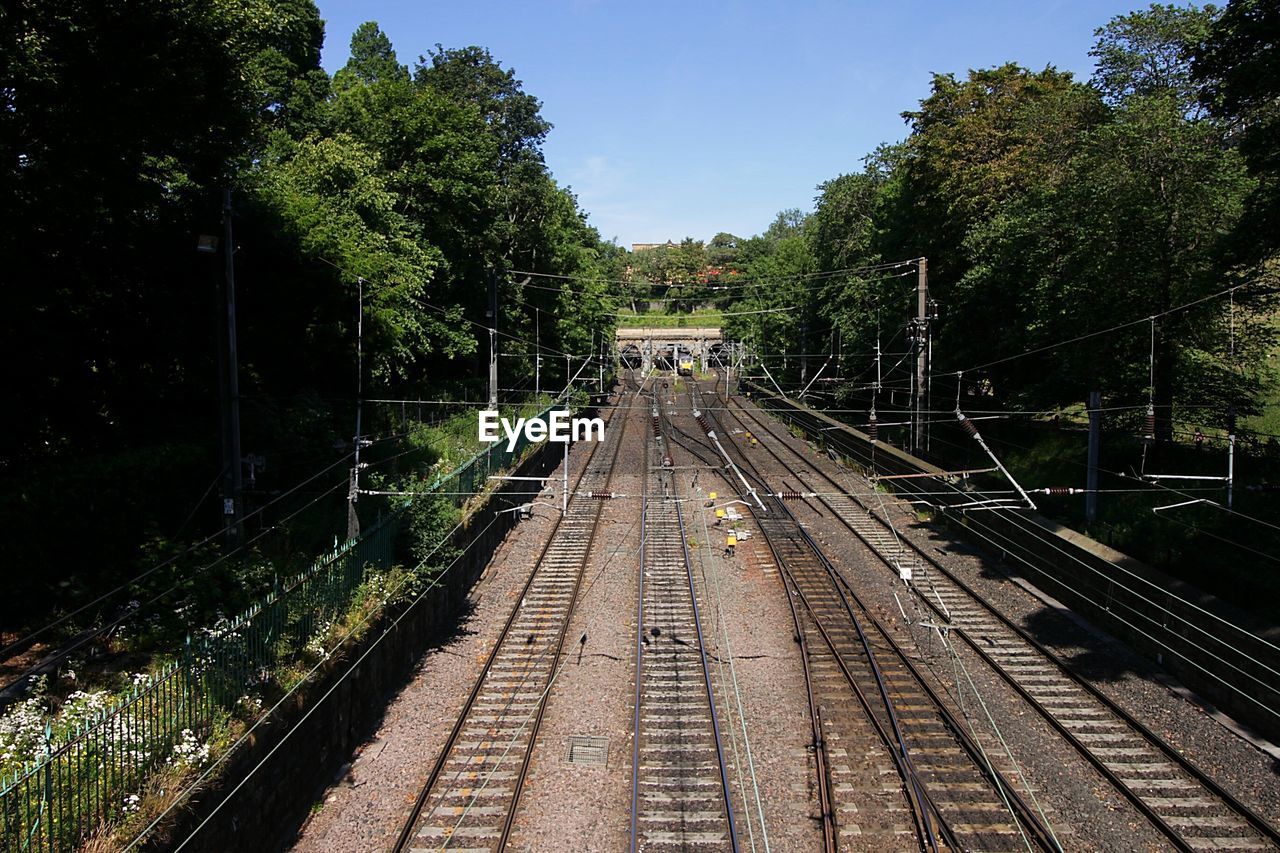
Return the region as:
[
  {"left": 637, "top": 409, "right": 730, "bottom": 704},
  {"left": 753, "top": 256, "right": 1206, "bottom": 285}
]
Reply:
[
  {"left": 799, "top": 318, "right": 808, "bottom": 391},
  {"left": 219, "top": 188, "right": 243, "bottom": 544},
  {"left": 487, "top": 269, "right": 498, "bottom": 407},
  {"left": 1227, "top": 405, "right": 1236, "bottom": 509},
  {"left": 1086, "top": 390, "right": 1101, "bottom": 525},
  {"left": 913, "top": 257, "right": 929, "bottom": 454},
  {"left": 347, "top": 278, "right": 365, "bottom": 540}
]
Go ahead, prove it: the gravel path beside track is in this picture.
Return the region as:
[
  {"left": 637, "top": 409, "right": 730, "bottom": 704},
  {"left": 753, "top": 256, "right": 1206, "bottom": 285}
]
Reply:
[
  {"left": 737, "top": 393, "right": 1280, "bottom": 850},
  {"left": 289, "top": 446, "right": 590, "bottom": 853},
  {"left": 289, "top": 386, "right": 1278, "bottom": 852},
  {"left": 504, "top": 394, "right": 647, "bottom": 850}
]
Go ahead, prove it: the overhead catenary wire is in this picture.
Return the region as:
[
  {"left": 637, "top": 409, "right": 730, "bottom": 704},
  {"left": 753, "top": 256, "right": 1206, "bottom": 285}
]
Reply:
[
  {"left": 0, "top": 429, "right": 424, "bottom": 690},
  {"left": 932, "top": 422, "right": 1280, "bottom": 537},
  {"left": 507, "top": 258, "right": 921, "bottom": 290},
  {"left": 0, "top": 442, "right": 367, "bottom": 665},
  {"left": 770, "top": 398, "right": 1280, "bottom": 726},
  {"left": 124, "top": 504, "right": 489, "bottom": 852},
  {"left": 316, "top": 256, "right": 612, "bottom": 377},
  {"left": 936, "top": 281, "right": 1259, "bottom": 379},
  {"left": 755, "top": 394, "right": 1280, "bottom": 651}
]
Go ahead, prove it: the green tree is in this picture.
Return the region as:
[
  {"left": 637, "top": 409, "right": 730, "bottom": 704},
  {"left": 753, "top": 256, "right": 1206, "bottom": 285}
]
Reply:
[
  {"left": 338, "top": 21, "right": 410, "bottom": 86},
  {"left": 0, "top": 0, "right": 320, "bottom": 459},
  {"left": 707, "top": 232, "right": 740, "bottom": 269},
  {"left": 1194, "top": 0, "right": 1280, "bottom": 257},
  {"left": 726, "top": 228, "right": 816, "bottom": 384},
  {"left": 1091, "top": 3, "right": 1219, "bottom": 114},
  {"left": 416, "top": 45, "right": 552, "bottom": 169},
  {"left": 885, "top": 64, "right": 1104, "bottom": 384},
  {"left": 807, "top": 166, "right": 898, "bottom": 374},
  {"left": 249, "top": 133, "right": 472, "bottom": 387}
]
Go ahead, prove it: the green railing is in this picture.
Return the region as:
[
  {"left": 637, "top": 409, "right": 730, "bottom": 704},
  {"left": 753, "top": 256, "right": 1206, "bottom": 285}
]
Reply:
[{"left": 0, "top": 403, "right": 562, "bottom": 851}]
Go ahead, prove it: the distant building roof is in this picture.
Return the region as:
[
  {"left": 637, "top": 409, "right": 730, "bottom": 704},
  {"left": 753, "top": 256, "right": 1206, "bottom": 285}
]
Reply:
[{"left": 631, "top": 241, "right": 676, "bottom": 252}]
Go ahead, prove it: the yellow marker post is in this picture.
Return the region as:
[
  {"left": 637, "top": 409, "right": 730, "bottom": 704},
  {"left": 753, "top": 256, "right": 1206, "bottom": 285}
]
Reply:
[
  {"left": 709, "top": 492, "right": 717, "bottom": 500},
  {"left": 715, "top": 509, "right": 725, "bottom": 519}
]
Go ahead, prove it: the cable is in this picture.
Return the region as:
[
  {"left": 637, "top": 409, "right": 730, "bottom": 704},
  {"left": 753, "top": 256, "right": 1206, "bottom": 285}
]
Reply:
[
  {"left": 755, "top": 389, "right": 1280, "bottom": 736},
  {"left": 507, "top": 258, "right": 920, "bottom": 290},
  {"left": 0, "top": 446, "right": 363, "bottom": 665},
  {"left": 124, "top": 505, "right": 484, "bottom": 852},
  {"left": 316, "top": 256, "right": 613, "bottom": 374},
  {"left": 936, "top": 281, "right": 1257, "bottom": 379},
  {"left": 753, "top": 394, "right": 1280, "bottom": 658},
  {"left": 944, "top": 424, "right": 1280, "bottom": 538},
  {"left": 694, "top": 487, "right": 772, "bottom": 852},
  {"left": 0, "top": 431, "right": 421, "bottom": 691}
]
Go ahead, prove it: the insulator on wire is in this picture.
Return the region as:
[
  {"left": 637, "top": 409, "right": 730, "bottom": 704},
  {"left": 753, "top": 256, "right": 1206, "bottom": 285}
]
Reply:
[
  {"left": 1227, "top": 405, "right": 1237, "bottom": 436},
  {"left": 1144, "top": 405, "right": 1156, "bottom": 440},
  {"left": 959, "top": 415, "right": 979, "bottom": 438},
  {"left": 777, "top": 491, "right": 804, "bottom": 500},
  {"left": 1041, "top": 487, "right": 1078, "bottom": 495},
  {"left": 588, "top": 492, "right": 614, "bottom": 500},
  {"left": 868, "top": 411, "right": 878, "bottom": 443}
]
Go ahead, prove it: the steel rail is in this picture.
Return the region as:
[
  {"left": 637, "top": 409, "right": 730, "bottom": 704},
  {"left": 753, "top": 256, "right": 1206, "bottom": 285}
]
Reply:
[
  {"left": 688, "top": 381, "right": 948, "bottom": 850},
  {"left": 676, "top": 488, "right": 741, "bottom": 852},
  {"left": 628, "top": 381, "right": 655, "bottom": 853},
  {"left": 762, "top": 524, "right": 944, "bottom": 852},
  {"left": 627, "top": 489, "right": 647, "bottom": 853},
  {"left": 495, "top": 388, "right": 637, "bottom": 850},
  {"left": 772, "top": 552, "right": 838, "bottom": 853},
  {"left": 392, "top": 375, "right": 640, "bottom": 853},
  {"left": 705, "top": 382, "right": 1060, "bottom": 852},
  {"left": 733, "top": 393, "right": 1280, "bottom": 852},
  {"left": 629, "top": 388, "right": 741, "bottom": 851}
]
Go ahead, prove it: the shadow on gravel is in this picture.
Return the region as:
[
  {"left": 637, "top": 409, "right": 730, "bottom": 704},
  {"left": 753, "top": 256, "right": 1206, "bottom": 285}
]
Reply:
[
  {"left": 417, "top": 599, "right": 481, "bottom": 661},
  {"left": 906, "top": 520, "right": 1154, "bottom": 686},
  {"left": 1018, "top": 606, "right": 1151, "bottom": 685},
  {"left": 309, "top": 596, "right": 481, "bottom": 783}
]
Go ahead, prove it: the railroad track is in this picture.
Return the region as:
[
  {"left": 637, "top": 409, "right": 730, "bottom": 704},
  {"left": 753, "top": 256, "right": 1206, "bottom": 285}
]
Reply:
[
  {"left": 630, "top": 392, "right": 739, "bottom": 851},
  {"left": 393, "top": 381, "right": 641, "bottom": 853},
  {"left": 728, "top": 391, "right": 1280, "bottom": 852},
  {"left": 689, "top": 379, "right": 1061, "bottom": 852}
]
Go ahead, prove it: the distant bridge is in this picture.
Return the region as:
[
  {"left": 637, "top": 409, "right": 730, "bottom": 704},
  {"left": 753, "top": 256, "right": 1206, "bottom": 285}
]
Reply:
[{"left": 615, "top": 327, "right": 723, "bottom": 370}]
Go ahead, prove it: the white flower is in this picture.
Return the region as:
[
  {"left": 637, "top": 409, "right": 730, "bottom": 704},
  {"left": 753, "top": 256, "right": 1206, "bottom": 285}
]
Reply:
[{"left": 166, "top": 729, "right": 210, "bottom": 769}]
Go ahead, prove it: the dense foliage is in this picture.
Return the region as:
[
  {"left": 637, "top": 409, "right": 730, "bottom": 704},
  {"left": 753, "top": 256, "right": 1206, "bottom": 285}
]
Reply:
[
  {"left": 709, "top": 0, "right": 1280, "bottom": 614},
  {"left": 723, "top": 1, "right": 1277, "bottom": 443},
  {"left": 0, "top": 3, "right": 622, "bottom": 627}
]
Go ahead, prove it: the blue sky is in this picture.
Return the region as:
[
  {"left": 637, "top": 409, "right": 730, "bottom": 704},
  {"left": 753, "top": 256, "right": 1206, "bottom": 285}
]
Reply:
[{"left": 315, "top": 1, "right": 1142, "bottom": 248}]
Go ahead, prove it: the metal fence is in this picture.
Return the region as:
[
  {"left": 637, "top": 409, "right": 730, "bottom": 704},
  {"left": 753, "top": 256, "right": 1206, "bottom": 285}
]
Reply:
[{"left": 0, "top": 404, "right": 560, "bottom": 851}]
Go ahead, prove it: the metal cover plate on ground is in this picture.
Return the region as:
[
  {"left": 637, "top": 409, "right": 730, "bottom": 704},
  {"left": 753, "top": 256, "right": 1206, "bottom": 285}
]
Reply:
[{"left": 566, "top": 735, "right": 609, "bottom": 766}]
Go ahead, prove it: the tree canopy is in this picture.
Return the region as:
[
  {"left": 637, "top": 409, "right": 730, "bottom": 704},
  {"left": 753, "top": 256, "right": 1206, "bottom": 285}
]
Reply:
[{"left": 1, "top": 5, "right": 622, "bottom": 619}]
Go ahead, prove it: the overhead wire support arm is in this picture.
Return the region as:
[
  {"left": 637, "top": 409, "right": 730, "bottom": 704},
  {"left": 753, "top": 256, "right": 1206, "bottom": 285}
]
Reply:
[
  {"left": 758, "top": 360, "right": 788, "bottom": 399},
  {"left": 955, "top": 408, "right": 1038, "bottom": 511},
  {"left": 798, "top": 356, "right": 833, "bottom": 401}
]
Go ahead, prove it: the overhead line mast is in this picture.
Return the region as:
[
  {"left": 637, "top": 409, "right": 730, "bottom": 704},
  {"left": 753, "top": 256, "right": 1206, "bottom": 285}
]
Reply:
[{"left": 913, "top": 257, "right": 929, "bottom": 454}]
